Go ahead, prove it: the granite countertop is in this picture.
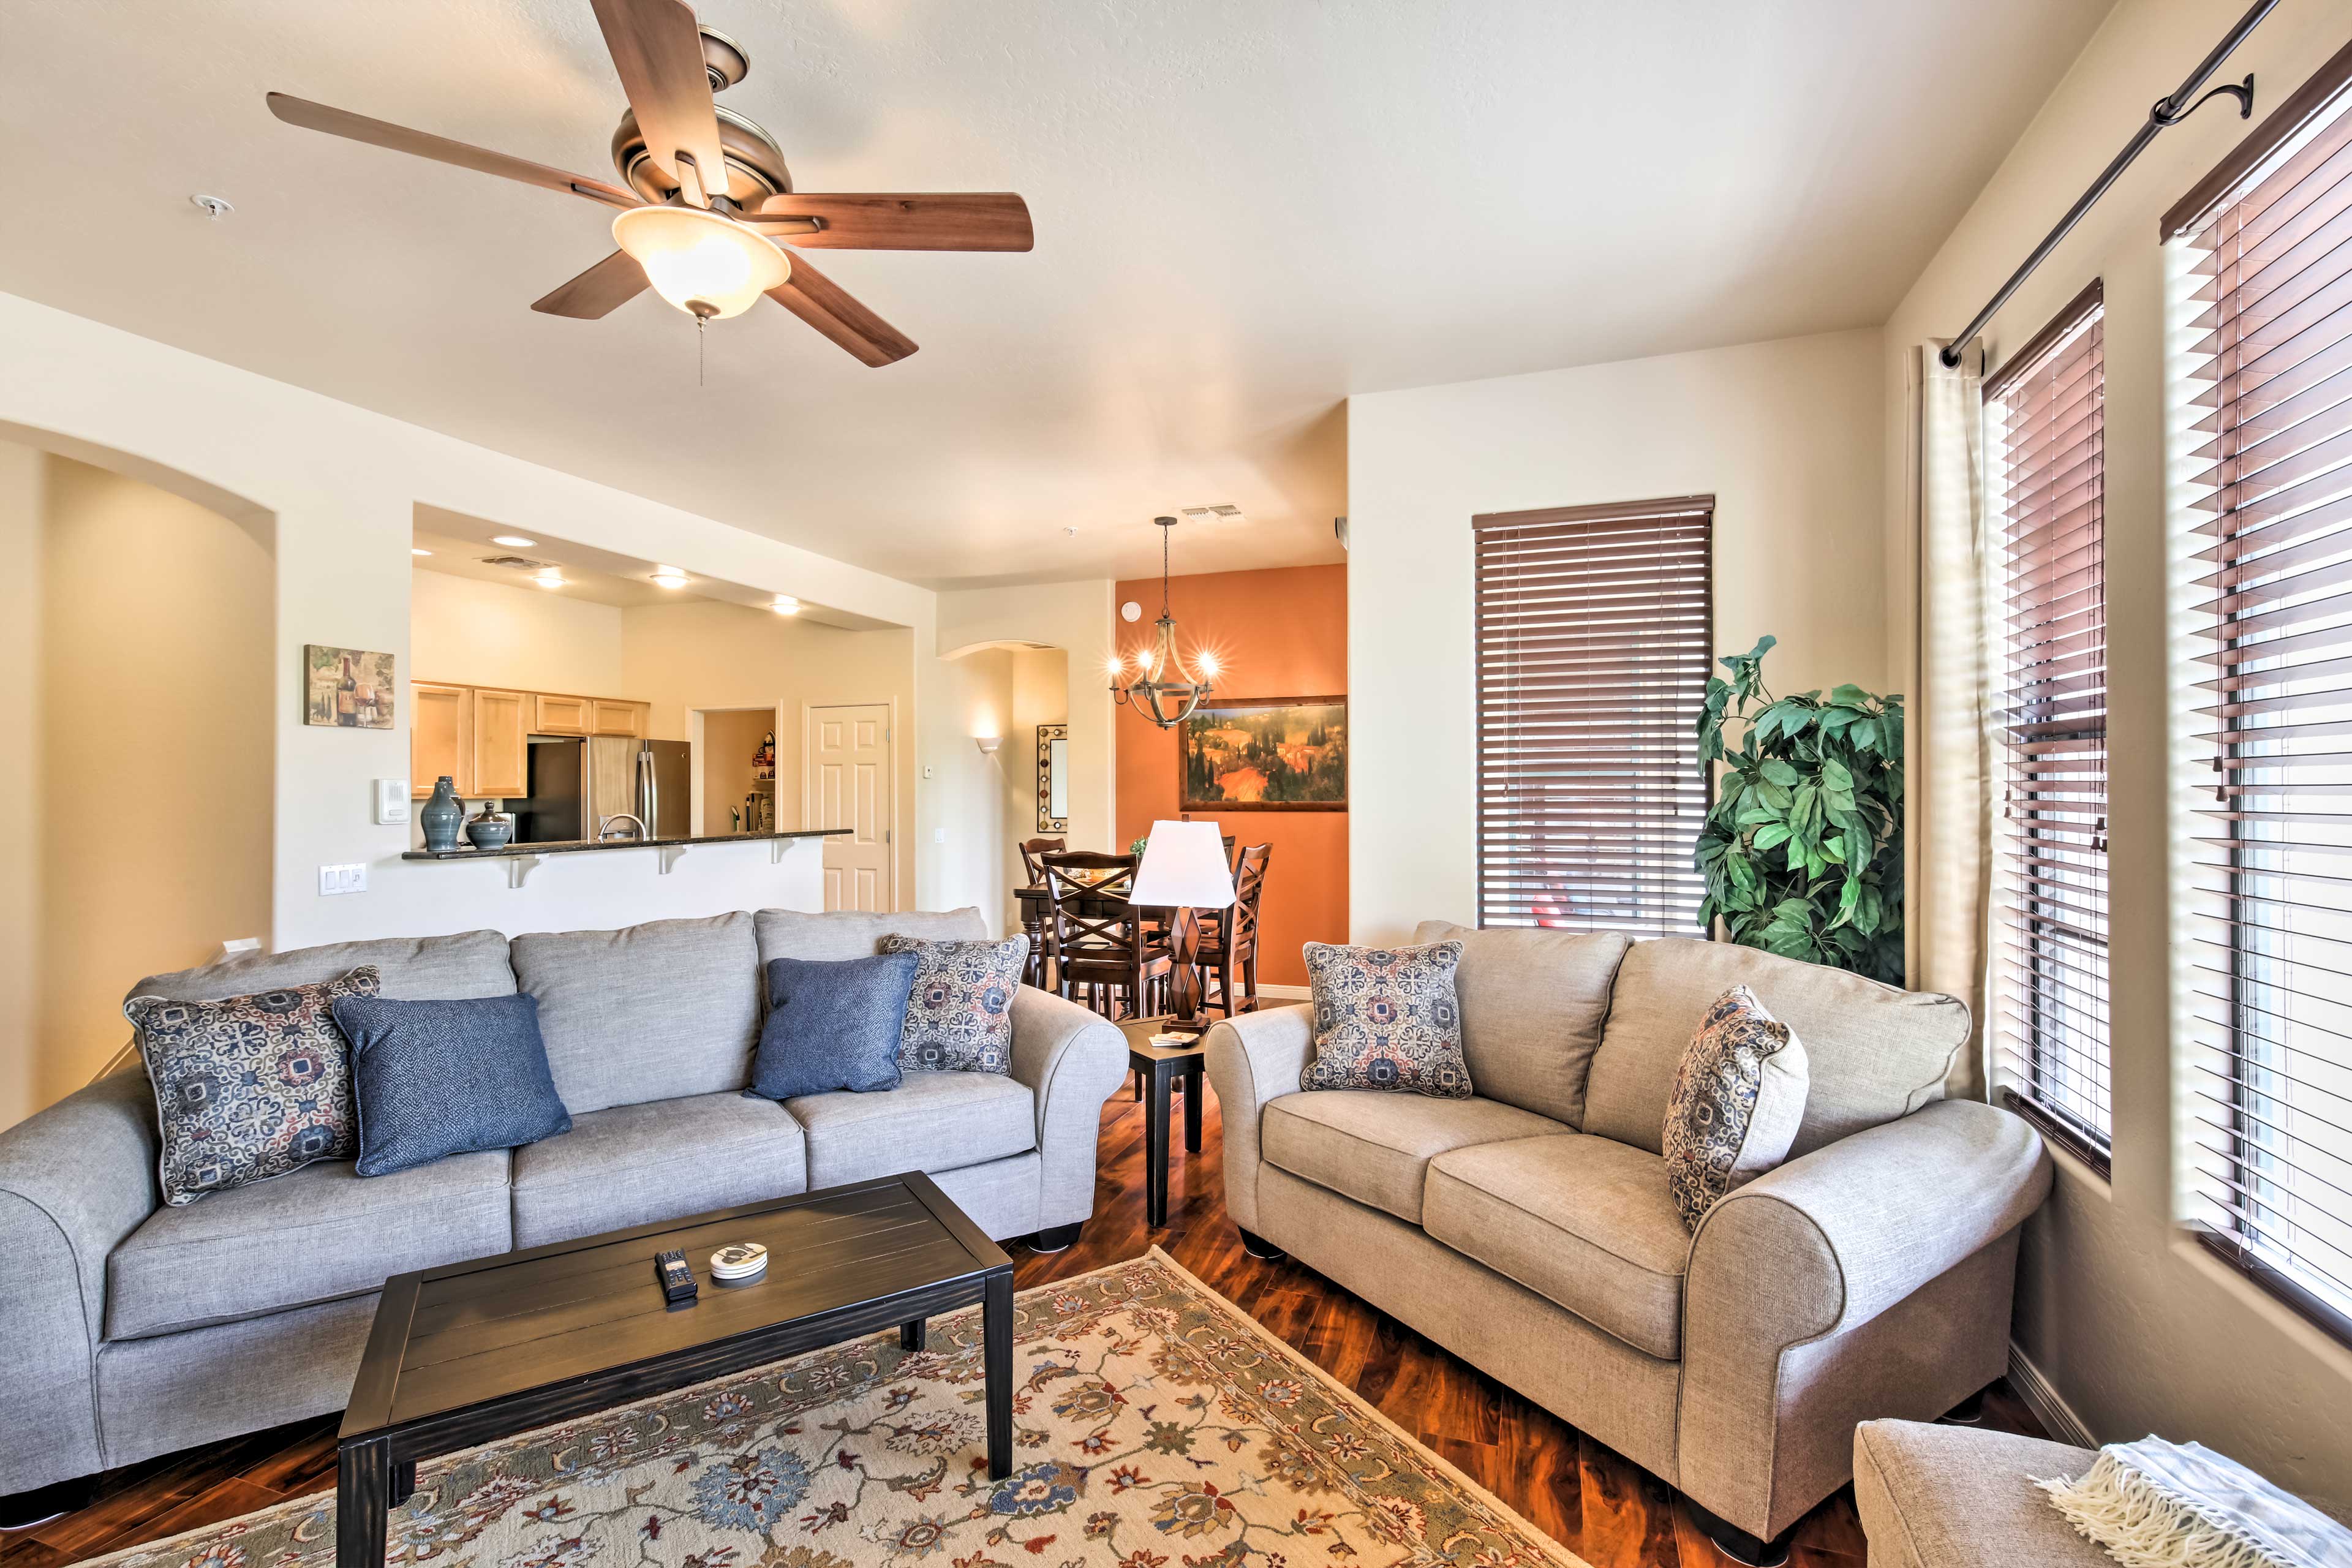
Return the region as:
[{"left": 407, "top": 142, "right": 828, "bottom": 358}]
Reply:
[{"left": 401, "top": 827, "right": 848, "bottom": 861}]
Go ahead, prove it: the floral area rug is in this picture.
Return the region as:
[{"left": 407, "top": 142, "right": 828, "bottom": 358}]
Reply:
[{"left": 88, "top": 1248, "right": 1587, "bottom": 1568}]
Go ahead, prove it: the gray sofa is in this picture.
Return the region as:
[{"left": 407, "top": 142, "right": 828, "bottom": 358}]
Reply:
[
  {"left": 0, "top": 906, "right": 1127, "bottom": 1506},
  {"left": 1205, "top": 925, "right": 2054, "bottom": 1561}
]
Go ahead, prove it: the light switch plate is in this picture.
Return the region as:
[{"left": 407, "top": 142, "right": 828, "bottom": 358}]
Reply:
[
  {"left": 374, "top": 778, "right": 410, "bottom": 824},
  {"left": 318, "top": 863, "right": 368, "bottom": 896},
  {"left": 933, "top": 826, "right": 946, "bottom": 843}
]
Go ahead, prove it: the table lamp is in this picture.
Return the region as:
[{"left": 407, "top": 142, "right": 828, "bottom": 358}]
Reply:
[{"left": 1128, "top": 820, "right": 1235, "bottom": 1036}]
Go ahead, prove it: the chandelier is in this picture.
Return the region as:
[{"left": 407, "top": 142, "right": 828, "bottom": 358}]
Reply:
[{"left": 1110, "top": 516, "right": 1219, "bottom": 728}]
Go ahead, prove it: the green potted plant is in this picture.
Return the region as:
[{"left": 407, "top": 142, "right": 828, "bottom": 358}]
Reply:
[{"left": 1694, "top": 636, "right": 1904, "bottom": 983}]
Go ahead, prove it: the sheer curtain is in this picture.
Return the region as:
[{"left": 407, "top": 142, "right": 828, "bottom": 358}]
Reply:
[{"left": 1910, "top": 340, "right": 1991, "bottom": 1100}]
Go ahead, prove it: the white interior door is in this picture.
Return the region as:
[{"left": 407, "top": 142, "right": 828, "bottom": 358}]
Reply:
[{"left": 806, "top": 702, "right": 894, "bottom": 911}]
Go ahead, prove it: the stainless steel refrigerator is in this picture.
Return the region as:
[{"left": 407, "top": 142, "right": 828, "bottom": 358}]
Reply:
[{"left": 514, "top": 737, "right": 691, "bottom": 843}]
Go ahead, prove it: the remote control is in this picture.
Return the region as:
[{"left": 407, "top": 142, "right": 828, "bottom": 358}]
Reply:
[{"left": 655, "top": 1248, "right": 696, "bottom": 1303}]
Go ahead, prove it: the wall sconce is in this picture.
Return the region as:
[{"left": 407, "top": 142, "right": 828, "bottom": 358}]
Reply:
[{"left": 975, "top": 736, "right": 1002, "bottom": 756}]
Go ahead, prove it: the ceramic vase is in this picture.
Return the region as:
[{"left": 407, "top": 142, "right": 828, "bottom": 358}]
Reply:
[{"left": 420, "top": 777, "right": 466, "bottom": 851}]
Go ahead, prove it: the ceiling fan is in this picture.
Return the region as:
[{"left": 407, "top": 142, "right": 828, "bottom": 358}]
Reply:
[{"left": 265, "top": 0, "right": 1033, "bottom": 366}]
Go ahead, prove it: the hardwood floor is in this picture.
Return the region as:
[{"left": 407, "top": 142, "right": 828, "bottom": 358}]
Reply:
[{"left": 0, "top": 1082, "right": 2043, "bottom": 1567}]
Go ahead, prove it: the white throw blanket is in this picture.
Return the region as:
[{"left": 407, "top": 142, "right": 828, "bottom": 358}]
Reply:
[{"left": 2037, "top": 1438, "right": 2352, "bottom": 1568}]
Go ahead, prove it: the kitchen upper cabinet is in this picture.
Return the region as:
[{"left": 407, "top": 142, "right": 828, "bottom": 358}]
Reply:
[
  {"left": 534, "top": 694, "right": 590, "bottom": 734},
  {"left": 472, "top": 688, "right": 530, "bottom": 797},
  {"left": 411, "top": 682, "right": 471, "bottom": 798},
  {"left": 590, "top": 699, "right": 645, "bottom": 737}
]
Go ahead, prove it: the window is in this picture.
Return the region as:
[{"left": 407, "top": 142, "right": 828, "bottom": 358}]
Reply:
[
  {"left": 1985, "top": 282, "right": 2111, "bottom": 1170},
  {"left": 2177, "top": 62, "right": 2352, "bottom": 1340},
  {"left": 1472, "top": 497, "right": 1713, "bottom": 935}
]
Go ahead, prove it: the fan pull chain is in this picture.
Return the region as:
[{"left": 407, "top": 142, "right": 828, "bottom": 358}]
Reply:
[{"left": 697, "top": 315, "right": 706, "bottom": 387}]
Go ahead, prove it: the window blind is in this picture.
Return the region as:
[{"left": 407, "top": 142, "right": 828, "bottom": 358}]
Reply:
[
  {"left": 1472, "top": 497, "right": 1713, "bottom": 935},
  {"left": 1986, "top": 282, "right": 2111, "bottom": 1167},
  {"left": 2181, "top": 82, "right": 2352, "bottom": 1332}
]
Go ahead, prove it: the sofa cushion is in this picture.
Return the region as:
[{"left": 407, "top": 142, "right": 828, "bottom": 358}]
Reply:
[
  {"left": 1852, "top": 1421, "right": 2107, "bottom": 1568},
  {"left": 1414, "top": 922, "right": 1630, "bottom": 1126},
  {"left": 333, "top": 993, "right": 573, "bottom": 1177},
  {"left": 881, "top": 933, "right": 1026, "bottom": 1073},
  {"left": 126, "top": 966, "right": 379, "bottom": 1205},
  {"left": 1261, "top": 1092, "right": 1565, "bottom": 1225},
  {"left": 126, "top": 929, "right": 516, "bottom": 1011},
  {"left": 754, "top": 907, "right": 988, "bottom": 966},
  {"left": 1585, "top": 938, "right": 1967, "bottom": 1157},
  {"left": 786, "top": 1071, "right": 1036, "bottom": 1188},
  {"left": 1301, "top": 939, "right": 1472, "bottom": 1097},
  {"left": 508, "top": 1091, "right": 807, "bottom": 1248},
  {"left": 1662, "top": 985, "right": 1809, "bottom": 1229},
  {"left": 511, "top": 913, "right": 761, "bottom": 1115},
  {"left": 1423, "top": 1134, "right": 1691, "bottom": 1359},
  {"left": 106, "top": 1148, "right": 511, "bottom": 1340},
  {"left": 749, "top": 953, "right": 916, "bottom": 1099}
]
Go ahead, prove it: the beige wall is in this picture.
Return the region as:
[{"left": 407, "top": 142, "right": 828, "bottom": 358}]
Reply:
[
  {"left": 1880, "top": 0, "right": 2352, "bottom": 1512},
  {"left": 1006, "top": 648, "right": 1070, "bottom": 930},
  {"left": 409, "top": 567, "right": 627, "bottom": 696},
  {"left": 19, "top": 454, "right": 274, "bottom": 1114},
  {"left": 934, "top": 648, "right": 1016, "bottom": 935},
  {"left": 619, "top": 598, "right": 918, "bottom": 910},
  {"left": 1344, "top": 326, "right": 1888, "bottom": 944},
  {"left": 0, "top": 445, "right": 43, "bottom": 1129}
]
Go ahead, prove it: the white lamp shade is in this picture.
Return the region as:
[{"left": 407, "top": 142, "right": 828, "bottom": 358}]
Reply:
[
  {"left": 611, "top": 205, "right": 791, "bottom": 320},
  {"left": 1129, "top": 820, "right": 1235, "bottom": 909}
]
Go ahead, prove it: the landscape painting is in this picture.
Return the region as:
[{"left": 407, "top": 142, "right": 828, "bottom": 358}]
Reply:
[
  {"left": 304, "top": 644, "right": 396, "bottom": 729},
  {"left": 1180, "top": 696, "right": 1347, "bottom": 810}
]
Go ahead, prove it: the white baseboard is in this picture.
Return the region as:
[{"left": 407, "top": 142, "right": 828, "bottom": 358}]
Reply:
[
  {"left": 1253, "top": 983, "right": 1310, "bottom": 1001},
  {"left": 2007, "top": 1341, "right": 2095, "bottom": 1449}
]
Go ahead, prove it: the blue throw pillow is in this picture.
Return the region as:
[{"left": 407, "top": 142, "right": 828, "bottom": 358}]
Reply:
[
  {"left": 330, "top": 993, "right": 572, "bottom": 1177},
  {"left": 748, "top": 951, "right": 918, "bottom": 1100}
]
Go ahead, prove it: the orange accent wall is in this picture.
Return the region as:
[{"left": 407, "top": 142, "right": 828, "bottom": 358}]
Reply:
[{"left": 1114, "top": 563, "right": 1346, "bottom": 989}]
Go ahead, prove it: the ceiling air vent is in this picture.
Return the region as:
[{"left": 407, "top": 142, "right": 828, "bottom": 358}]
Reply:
[{"left": 479, "top": 554, "right": 557, "bottom": 571}]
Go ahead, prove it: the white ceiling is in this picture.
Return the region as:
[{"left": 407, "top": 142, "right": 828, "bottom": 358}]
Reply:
[{"left": 0, "top": 0, "right": 2111, "bottom": 589}]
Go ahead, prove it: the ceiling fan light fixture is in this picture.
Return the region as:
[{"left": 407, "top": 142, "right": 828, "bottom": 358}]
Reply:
[{"left": 612, "top": 205, "right": 789, "bottom": 321}]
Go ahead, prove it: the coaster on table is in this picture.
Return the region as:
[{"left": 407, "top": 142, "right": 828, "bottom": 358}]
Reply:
[{"left": 709, "top": 1242, "right": 768, "bottom": 1280}]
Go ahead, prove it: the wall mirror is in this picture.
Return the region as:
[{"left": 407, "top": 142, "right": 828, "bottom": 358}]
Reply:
[{"left": 1036, "top": 724, "right": 1069, "bottom": 832}]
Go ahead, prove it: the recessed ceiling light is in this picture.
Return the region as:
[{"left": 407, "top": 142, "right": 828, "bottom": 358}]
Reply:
[
  {"left": 533, "top": 570, "right": 566, "bottom": 589},
  {"left": 772, "top": 595, "right": 800, "bottom": 616},
  {"left": 493, "top": 535, "right": 537, "bottom": 548},
  {"left": 651, "top": 567, "right": 689, "bottom": 588},
  {"left": 411, "top": 547, "right": 432, "bottom": 557}
]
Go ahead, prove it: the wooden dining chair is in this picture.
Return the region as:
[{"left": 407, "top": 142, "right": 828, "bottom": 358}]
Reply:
[
  {"left": 1016, "top": 837, "right": 1065, "bottom": 986},
  {"left": 1041, "top": 851, "right": 1172, "bottom": 1023},
  {"left": 1201, "top": 843, "right": 1271, "bottom": 1017}
]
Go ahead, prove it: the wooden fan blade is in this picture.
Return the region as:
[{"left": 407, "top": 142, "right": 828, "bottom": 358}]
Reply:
[
  {"left": 764, "top": 254, "right": 918, "bottom": 366},
  {"left": 745, "top": 193, "right": 1034, "bottom": 251},
  {"left": 265, "top": 92, "right": 638, "bottom": 209},
  {"left": 588, "top": 0, "right": 726, "bottom": 203},
  {"left": 532, "top": 251, "right": 648, "bottom": 318}
]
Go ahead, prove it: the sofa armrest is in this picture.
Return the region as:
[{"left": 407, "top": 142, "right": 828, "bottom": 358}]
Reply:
[
  {"left": 1009, "top": 985, "right": 1129, "bottom": 1231},
  {"left": 1679, "top": 1098, "right": 2052, "bottom": 1538},
  {"left": 1689, "top": 1098, "right": 2052, "bottom": 1342},
  {"left": 0, "top": 1068, "right": 164, "bottom": 1490},
  {"left": 1201, "top": 1005, "right": 1313, "bottom": 1234}
]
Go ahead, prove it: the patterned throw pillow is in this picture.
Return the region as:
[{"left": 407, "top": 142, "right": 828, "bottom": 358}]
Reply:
[
  {"left": 878, "top": 933, "right": 1028, "bottom": 1074},
  {"left": 124, "top": 966, "right": 381, "bottom": 1205},
  {"left": 1300, "top": 940, "right": 1472, "bottom": 1098},
  {"left": 1662, "top": 984, "right": 1811, "bottom": 1231}
]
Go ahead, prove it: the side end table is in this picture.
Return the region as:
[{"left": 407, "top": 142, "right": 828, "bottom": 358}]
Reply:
[{"left": 1118, "top": 1017, "right": 1207, "bottom": 1228}]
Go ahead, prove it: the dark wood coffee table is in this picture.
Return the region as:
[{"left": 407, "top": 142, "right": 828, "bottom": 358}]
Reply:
[{"left": 336, "top": 1172, "right": 1012, "bottom": 1568}]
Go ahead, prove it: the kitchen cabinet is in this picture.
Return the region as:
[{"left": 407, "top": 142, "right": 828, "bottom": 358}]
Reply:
[
  {"left": 411, "top": 682, "right": 471, "bottom": 798},
  {"left": 590, "top": 699, "right": 645, "bottom": 737},
  {"left": 472, "top": 688, "right": 530, "bottom": 797},
  {"left": 534, "top": 694, "right": 590, "bottom": 734}
]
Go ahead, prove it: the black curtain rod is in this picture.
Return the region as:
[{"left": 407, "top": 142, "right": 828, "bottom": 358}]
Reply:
[{"left": 1937, "top": 0, "right": 2277, "bottom": 369}]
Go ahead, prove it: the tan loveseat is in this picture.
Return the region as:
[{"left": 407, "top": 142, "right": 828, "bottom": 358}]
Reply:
[{"left": 1204, "top": 927, "right": 2053, "bottom": 1560}]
